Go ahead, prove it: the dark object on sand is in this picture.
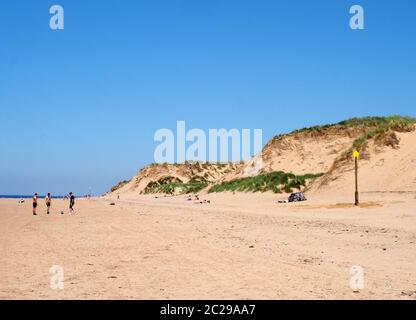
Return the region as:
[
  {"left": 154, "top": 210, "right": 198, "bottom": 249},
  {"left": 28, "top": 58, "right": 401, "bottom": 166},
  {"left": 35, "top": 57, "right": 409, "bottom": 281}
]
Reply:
[
  {"left": 288, "top": 192, "right": 307, "bottom": 203},
  {"left": 109, "top": 202, "right": 115, "bottom": 206}
]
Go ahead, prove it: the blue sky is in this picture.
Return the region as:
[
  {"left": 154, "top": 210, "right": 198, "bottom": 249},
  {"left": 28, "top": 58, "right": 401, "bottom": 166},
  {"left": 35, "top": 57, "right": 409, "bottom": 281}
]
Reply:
[{"left": 1, "top": 0, "right": 415, "bottom": 195}]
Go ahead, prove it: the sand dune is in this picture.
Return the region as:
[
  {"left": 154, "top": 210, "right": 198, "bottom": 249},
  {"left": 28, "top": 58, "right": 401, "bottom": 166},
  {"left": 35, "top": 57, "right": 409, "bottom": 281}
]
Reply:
[
  {"left": 234, "top": 127, "right": 365, "bottom": 178},
  {"left": 114, "top": 162, "right": 242, "bottom": 195},
  {"left": 310, "top": 131, "right": 416, "bottom": 194},
  {"left": 111, "top": 119, "right": 416, "bottom": 198}
]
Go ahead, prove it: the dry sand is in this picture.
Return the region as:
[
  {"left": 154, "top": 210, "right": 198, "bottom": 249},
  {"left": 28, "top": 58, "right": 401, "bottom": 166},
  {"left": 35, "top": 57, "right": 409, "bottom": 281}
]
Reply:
[{"left": 1, "top": 191, "right": 416, "bottom": 300}]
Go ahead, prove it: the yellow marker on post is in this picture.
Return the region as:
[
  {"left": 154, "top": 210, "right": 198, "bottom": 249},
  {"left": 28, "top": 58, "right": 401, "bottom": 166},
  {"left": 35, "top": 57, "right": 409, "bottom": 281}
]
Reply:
[{"left": 354, "top": 150, "right": 359, "bottom": 205}]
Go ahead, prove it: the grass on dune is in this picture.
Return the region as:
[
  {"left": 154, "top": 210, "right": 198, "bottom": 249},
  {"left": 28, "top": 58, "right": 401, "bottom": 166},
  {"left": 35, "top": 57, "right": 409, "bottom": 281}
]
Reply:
[
  {"left": 338, "top": 115, "right": 416, "bottom": 128},
  {"left": 272, "top": 115, "right": 416, "bottom": 153},
  {"left": 143, "top": 171, "right": 323, "bottom": 195},
  {"left": 110, "top": 180, "right": 130, "bottom": 193},
  {"left": 350, "top": 116, "right": 416, "bottom": 151},
  {"left": 143, "top": 176, "right": 208, "bottom": 195},
  {"left": 274, "top": 115, "right": 416, "bottom": 140},
  {"left": 208, "top": 171, "right": 323, "bottom": 194}
]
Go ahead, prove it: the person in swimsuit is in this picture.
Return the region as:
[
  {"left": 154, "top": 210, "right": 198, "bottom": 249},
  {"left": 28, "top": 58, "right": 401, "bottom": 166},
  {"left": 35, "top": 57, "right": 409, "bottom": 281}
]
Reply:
[
  {"left": 33, "top": 193, "right": 38, "bottom": 215},
  {"left": 45, "top": 193, "right": 52, "bottom": 214},
  {"left": 69, "top": 192, "right": 75, "bottom": 214}
]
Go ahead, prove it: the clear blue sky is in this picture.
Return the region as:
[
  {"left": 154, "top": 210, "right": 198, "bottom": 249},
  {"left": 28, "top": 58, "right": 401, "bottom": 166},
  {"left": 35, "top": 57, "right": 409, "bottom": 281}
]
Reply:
[{"left": 1, "top": 0, "right": 415, "bottom": 195}]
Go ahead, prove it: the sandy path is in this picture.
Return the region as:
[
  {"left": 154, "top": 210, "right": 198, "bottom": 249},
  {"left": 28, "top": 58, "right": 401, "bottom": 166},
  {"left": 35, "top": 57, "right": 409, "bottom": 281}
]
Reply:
[{"left": 1, "top": 193, "right": 415, "bottom": 300}]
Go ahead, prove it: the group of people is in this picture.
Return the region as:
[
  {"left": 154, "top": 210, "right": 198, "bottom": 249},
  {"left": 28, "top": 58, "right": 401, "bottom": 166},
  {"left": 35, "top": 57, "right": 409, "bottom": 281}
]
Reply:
[
  {"left": 186, "top": 194, "right": 211, "bottom": 204},
  {"left": 32, "top": 192, "right": 75, "bottom": 216}
]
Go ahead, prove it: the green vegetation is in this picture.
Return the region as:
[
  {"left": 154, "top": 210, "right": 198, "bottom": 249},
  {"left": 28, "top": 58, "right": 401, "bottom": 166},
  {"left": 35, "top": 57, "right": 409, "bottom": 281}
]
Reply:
[
  {"left": 110, "top": 179, "right": 131, "bottom": 193},
  {"left": 143, "top": 171, "right": 323, "bottom": 195},
  {"left": 352, "top": 128, "right": 385, "bottom": 150},
  {"left": 274, "top": 115, "right": 416, "bottom": 140},
  {"left": 143, "top": 176, "right": 208, "bottom": 195},
  {"left": 350, "top": 116, "right": 416, "bottom": 151},
  {"left": 338, "top": 115, "right": 416, "bottom": 128},
  {"left": 208, "top": 171, "right": 323, "bottom": 194}
]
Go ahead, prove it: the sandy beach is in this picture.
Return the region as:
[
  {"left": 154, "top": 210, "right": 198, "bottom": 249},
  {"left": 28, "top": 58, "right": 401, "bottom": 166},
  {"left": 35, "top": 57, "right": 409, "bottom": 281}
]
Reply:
[{"left": 1, "top": 192, "right": 415, "bottom": 300}]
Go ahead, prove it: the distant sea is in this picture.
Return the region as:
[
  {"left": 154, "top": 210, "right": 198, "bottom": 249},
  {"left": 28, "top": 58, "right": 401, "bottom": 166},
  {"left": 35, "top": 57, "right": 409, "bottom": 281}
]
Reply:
[{"left": 0, "top": 195, "right": 64, "bottom": 199}]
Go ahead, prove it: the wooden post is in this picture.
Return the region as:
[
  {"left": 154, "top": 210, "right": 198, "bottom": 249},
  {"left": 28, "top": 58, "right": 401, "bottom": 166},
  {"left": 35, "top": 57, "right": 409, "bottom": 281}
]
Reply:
[
  {"left": 354, "top": 150, "right": 359, "bottom": 206},
  {"left": 355, "top": 157, "right": 359, "bottom": 205}
]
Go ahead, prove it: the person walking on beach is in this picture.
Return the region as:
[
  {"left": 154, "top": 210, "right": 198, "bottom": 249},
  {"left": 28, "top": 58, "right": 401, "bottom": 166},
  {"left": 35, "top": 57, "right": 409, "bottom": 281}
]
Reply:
[
  {"left": 69, "top": 192, "right": 75, "bottom": 214},
  {"left": 32, "top": 193, "right": 38, "bottom": 215},
  {"left": 45, "top": 193, "right": 52, "bottom": 214}
]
